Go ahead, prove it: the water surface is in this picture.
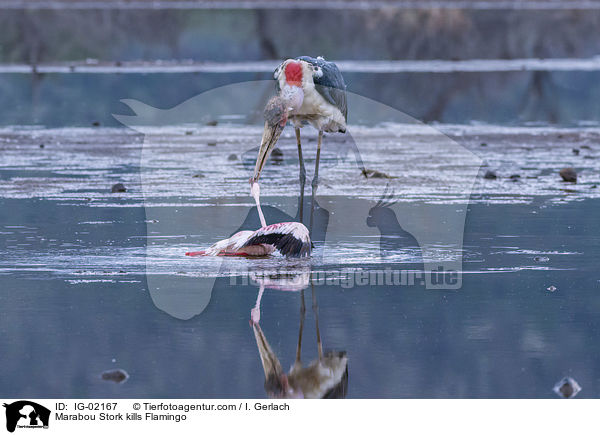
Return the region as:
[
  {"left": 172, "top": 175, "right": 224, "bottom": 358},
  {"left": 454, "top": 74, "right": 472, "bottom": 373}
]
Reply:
[{"left": 0, "top": 126, "right": 598, "bottom": 398}]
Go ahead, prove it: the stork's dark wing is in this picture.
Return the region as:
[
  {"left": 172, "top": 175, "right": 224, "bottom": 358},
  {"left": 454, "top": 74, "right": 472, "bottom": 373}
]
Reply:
[
  {"left": 296, "top": 56, "right": 348, "bottom": 121},
  {"left": 273, "top": 60, "right": 284, "bottom": 94},
  {"left": 242, "top": 222, "right": 311, "bottom": 258},
  {"left": 322, "top": 354, "right": 349, "bottom": 399}
]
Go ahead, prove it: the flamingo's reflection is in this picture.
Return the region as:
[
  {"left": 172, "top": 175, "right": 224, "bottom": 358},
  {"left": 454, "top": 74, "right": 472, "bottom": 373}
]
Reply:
[{"left": 249, "top": 270, "right": 348, "bottom": 398}]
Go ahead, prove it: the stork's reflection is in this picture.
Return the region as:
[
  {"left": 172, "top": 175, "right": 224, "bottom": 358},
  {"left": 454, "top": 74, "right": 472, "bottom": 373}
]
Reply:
[{"left": 249, "top": 271, "right": 348, "bottom": 398}]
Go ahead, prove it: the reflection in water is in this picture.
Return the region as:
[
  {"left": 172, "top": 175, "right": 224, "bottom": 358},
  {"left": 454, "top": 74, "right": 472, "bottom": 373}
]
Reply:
[
  {"left": 250, "top": 271, "right": 348, "bottom": 399},
  {"left": 1, "top": 196, "right": 599, "bottom": 397},
  {"left": 553, "top": 377, "right": 581, "bottom": 399}
]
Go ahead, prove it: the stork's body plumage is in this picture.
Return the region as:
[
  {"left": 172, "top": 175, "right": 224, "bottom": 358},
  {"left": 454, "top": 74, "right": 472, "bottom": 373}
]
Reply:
[
  {"left": 285, "top": 350, "right": 349, "bottom": 399},
  {"left": 254, "top": 56, "right": 348, "bottom": 228}
]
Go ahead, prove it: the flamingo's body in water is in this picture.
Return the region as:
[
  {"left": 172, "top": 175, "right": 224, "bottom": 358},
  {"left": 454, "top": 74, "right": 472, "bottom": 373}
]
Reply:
[{"left": 186, "top": 182, "right": 311, "bottom": 258}]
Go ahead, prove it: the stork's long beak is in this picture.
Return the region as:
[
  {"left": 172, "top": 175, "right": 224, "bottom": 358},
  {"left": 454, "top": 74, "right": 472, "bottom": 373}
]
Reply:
[
  {"left": 253, "top": 120, "right": 284, "bottom": 181},
  {"left": 252, "top": 322, "right": 284, "bottom": 378}
]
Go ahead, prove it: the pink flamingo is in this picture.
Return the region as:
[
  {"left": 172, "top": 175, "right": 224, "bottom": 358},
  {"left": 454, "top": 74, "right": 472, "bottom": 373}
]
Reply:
[{"left": 186, "top": 182, "right": 311, "bottom": 258}]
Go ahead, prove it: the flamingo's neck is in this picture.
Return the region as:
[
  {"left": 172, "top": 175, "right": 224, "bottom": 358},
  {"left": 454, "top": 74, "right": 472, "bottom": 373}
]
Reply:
[
  {"left": 251, "top": 283, "right": 265, "bottom": 324},
  {"left": 251, "top": 182, "right": 267, "bottom": 228}
]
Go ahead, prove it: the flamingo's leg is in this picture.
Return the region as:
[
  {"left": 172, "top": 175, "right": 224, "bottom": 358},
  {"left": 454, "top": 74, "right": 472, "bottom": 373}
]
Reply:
[
  {"left": 309, "top": 130, "right": 323, "bottom": 234},
  {"left": 296, "top": 127, "right": 306, "bottom": 223},
  {"left": 295, "top": 289, "right": 306, "bottom": 366},
  {"left": 311, "top": 282, "right": 323, "bottom": 361}
]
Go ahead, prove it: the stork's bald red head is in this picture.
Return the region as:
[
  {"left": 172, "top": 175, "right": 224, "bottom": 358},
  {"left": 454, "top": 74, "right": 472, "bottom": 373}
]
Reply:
[{"left": 284, "top": 61, "right": 303, "bottom": 87}]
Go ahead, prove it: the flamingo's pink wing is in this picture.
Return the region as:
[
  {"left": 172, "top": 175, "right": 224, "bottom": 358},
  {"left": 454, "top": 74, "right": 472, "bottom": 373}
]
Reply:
[{"left": 185, "top": 251, "right": 249, "bottom": 257}]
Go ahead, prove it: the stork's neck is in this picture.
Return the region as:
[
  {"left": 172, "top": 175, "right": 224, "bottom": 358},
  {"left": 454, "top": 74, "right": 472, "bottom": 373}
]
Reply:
[{"left": 280, "top": 84, "right": 304, "bottom": 113}]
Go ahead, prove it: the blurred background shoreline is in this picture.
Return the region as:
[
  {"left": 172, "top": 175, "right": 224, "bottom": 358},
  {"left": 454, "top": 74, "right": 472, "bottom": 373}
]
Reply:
[{"left": 1, "top": 2, "right": 600, "bottom": 126}]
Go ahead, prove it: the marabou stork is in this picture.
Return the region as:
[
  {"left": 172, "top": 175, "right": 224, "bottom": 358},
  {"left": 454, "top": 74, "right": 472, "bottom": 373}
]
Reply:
[
  {"left": 186, "top": 182, "right": 311, "bottom": 258},
  {"left": 251, "top": 279, "right": 348, "bottom": 399},
  {"left": 253, "top": 56, "right": 347, "bottom": 228}
]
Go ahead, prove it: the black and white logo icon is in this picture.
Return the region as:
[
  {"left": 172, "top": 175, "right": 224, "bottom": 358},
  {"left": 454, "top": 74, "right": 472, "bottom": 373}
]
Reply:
[{"left": 3, "top": 401, "right": 50, "bottom": 432}]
